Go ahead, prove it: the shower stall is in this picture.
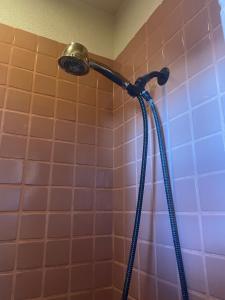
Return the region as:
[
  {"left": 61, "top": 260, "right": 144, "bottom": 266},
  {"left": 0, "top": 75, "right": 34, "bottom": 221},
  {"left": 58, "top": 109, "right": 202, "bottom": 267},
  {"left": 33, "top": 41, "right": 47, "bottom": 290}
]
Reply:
[{"left": 0, "top": 0, "right": 224, "bottom": 300}]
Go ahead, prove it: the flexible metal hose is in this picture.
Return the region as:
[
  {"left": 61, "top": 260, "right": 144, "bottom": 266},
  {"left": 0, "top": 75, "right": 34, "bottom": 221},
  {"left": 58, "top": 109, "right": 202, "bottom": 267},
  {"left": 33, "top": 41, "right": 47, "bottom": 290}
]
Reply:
[
  {"left": 122, "top": 95, "right": 149, "bottom": 300},
  {"left": 142, "top": 90, "right": 189, "bottom": 300},
  {"left": 122, "top": 91, "right": 189, "bottom": 300}
]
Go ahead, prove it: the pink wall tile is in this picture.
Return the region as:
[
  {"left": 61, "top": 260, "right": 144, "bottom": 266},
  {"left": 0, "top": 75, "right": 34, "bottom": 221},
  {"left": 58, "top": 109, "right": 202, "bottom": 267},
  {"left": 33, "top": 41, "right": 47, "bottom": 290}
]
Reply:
[
  {"left": 15, "top": 270, "right": 42, "bottom": 299},
  {"left": 0, "top": 186, "right": 20, "bottom": 211},
  {"left": 14, "top": 29, "right": 37, "bottom": 51},
  {"left": 0, "top": 23, "right": 14, "bottom": 43},
  {"left": 32, "top": 94, "right": 55, "bottom": 117},
  {"left": 94, "top": 262, "right": 112, "bottom": 288},
  {"left": 17, "top": 241, "right": 44, "bottom": 269},
  {"left": 198, "top": 173, "right": 225, "bottom": 211},
  {"left": 57, "top": 80, "right": 77, "bottom": 101},
  {"left": 95, "top": 236, "right": 112, "bottom": 261},
  {"left": 0, "top": 159, "right": 23, "bottom": 183},
  {"left": 96, "top": 190, "right": 112, "bottom": 211},
  {"left": 79, "top": 84, "right": 96, "bottom": 106},
  {"left": 4, "top": 111, "right": 29, "bottom": 135},
  {"left": 73, "top": 213, "right": 94, "bottom": 236},
  {"left": 23, "top": 187, "right": 48, "bottom": 211},
  {"left": 44, "top": 268, "right": 69, "bottom": 296},
  {"left": 0, "top": 243, "right": 16, "bottom": 271},
  {"left": 24, "top": 161, "right": 50, "bottom": 185},
  {"left": 20, "top": 214, "right": 45, "bottom": 239},
  {"left": 139, "top": 241, "right": 155, "bottom": 275},
  {"left": 206, "top": 256, "right": 225, "bottom": 299},
  {"left": 74, "top": 189, "right": 94, "bottom": 211},
  {"left": 46, "top": 240, "right": 70, "bottom": 266},
  {"left": 28, "top": 138, "right": 52, "bottom": 161},
  {"left": 0, "top": 86, "right": 6, "bottom": 107},
  {"left": 192, "top": 99, "right": 221, "bottom": 139},
  {"left": 95, "top": 288, "right": 113, "bottom": 300},
  {"left": 48, "top": 214, "right": 71, "bottom": 238},
  {"left": 71, "top": 264, "right": 93, "bottom": 292},
  {"left": 0, "top": 274, "right": 12, "bottom": 300},
  {"left": 9, "top": 67, "right": 33, "bottom": 91},
  {"left": 213, "top": 26, "right": 225, "bottom": 60},
  {"left": 140, "top": 272, "right": 156, "bottom": 300},
  {"left": 187, "top": 36, "right": 213, "bottom": 78},
  {"left": 37, "top": 36, "right": 58, "bottom": 57},
  {"left": 71, "top": 292, "right": 92, "bottom": 300},
  {"left": 189, "top": 66, "right": 217, "bottom": 107},
  {"left": 164, "top": 31, "right": 185, "bottom": 66},
  {"left": 11, "top": 47, "right": 35, "bottom": 71},
  {"left": 202, "top": 216, "right": 225, "bottom": 256},
  {"left": 171, "top": 144, "right": 194, "bottom": 178},
  {"left": 55, "top": 119, "right": 75, "bottom": 142},
  {"left": 1, "top": 134, "right": 26, "bottom": 159},
  {"left": 95, "top": 213, "right": 112, "bottom": 235},
  {"left": 72, "top": 238, "right": 93, "bottom": 263},
  {"left": 56, "top": 99, "right": 76, "bottom": 121},
  {"left": 169, "top": 113, "right": 192, "bottom": 147},
  {"left": 184, "top": 8, "right": 210, "bottom": 51},
  {"left": 6, "top": 88, "right": 31, "bottom": 112},
  {"left": 0, "top": 45, "right": 11, "bottom": 66},
  {"left": 52, "top": 164, "right": 73, "bottom": 186},
  {"left": 195, "top": 134, "right": 225, "bottom": 173},
  {"left": 34, "top": 73, "right": 56, "bottom": 96},
  {"left": 157, "top": 281, "right": 179, "bottom": 300},
  {"left": 173, "top": 178, "right": 197, "bottom": 212},
  {"left": 0, "top": 64, "right": 8, "bottom": 84},
  {"left": 217, "top": 57, "right": 225, "bottom": 93},
  {"left": 36, "top": 53, "right": 57, "bottom": 77},
  {"left": 50, "top": 187, "right": 72, "bottom": 211},
  {"left": 156, "top": 245, "right": 178, "bottom": 283}
]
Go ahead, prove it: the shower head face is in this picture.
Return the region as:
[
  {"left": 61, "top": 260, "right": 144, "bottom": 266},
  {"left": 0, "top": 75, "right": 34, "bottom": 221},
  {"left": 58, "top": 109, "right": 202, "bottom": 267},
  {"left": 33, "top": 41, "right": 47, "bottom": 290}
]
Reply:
[{"left": 58, "top": 42, "right": 90, "bottom": 76}]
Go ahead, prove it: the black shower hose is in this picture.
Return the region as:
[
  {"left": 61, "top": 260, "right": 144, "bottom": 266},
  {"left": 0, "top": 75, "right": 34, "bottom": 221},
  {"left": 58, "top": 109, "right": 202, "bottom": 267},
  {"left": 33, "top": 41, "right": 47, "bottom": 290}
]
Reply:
[
  {"left": 122, "top": 91, "right": 189, "bottom": 300},
  {"left": 122, "top": 95, "right": 149, "bottom": 300}
]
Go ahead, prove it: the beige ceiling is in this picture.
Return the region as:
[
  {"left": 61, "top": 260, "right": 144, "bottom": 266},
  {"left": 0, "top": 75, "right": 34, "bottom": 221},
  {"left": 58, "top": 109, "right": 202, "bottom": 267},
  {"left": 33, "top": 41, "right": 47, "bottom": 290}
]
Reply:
[{"left": 81, "top": 0, "right": 123, "bottom": 14}]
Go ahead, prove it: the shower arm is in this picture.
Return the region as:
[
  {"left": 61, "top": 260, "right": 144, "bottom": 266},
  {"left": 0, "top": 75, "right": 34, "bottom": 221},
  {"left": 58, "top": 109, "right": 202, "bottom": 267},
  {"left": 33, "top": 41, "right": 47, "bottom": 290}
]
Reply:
[
  {"left": 90, "top": 59, "right": 131, "bottom": 89},
  {"left": 89, "top": 59, "right": 170, "bottom": 97}
]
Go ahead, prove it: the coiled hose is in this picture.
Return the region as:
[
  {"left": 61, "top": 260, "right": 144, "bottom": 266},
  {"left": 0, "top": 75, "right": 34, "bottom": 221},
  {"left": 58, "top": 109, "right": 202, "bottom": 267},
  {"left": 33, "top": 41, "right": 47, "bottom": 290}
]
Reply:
[
  {"left": 122, "top": 91, "right": 189, "bottom": 300},
  {"left": 142, "top": 90, "right": 189, "bottom": 300},
  {"left": 122, "top": 95, "right": 149, "bottom": 300}
]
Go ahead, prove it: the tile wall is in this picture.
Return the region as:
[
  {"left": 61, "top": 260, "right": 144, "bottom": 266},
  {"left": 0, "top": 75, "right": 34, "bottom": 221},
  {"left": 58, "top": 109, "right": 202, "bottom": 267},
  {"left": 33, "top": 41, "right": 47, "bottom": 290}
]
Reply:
[
  {"left": 113, "top": 0, "right": 225, "bottom": 299},
  {"left": 0, "top": 23, "right": 113, "bottom": 300}
]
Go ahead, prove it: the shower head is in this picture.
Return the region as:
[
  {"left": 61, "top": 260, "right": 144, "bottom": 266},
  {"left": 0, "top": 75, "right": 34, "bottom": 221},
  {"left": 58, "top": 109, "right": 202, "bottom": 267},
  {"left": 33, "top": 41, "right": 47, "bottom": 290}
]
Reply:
[
  {"left": 58, "top": 42, "right": 90, "bottom": 76},
  {"left": 58, "top": 42, "right": 169, "bottom": 97},
  {"left": 58, "top": 42, "right": 131, "bottom": 90}
]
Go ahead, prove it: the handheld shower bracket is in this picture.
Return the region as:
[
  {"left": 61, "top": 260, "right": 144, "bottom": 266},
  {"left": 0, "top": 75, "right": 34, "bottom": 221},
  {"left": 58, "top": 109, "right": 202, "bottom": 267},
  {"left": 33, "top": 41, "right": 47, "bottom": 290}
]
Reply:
[{"left": 127, "top": 67, "right": 170, "bottom": 97}]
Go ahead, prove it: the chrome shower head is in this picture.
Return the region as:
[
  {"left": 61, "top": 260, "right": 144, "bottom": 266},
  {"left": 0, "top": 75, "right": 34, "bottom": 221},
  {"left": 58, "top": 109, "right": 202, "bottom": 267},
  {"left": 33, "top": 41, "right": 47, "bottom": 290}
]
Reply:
[
  {"left": 58, "top": 42, "right": 90, "bottom": 76},
  {"left": 58, "top": 41, "right": 131, "bottom": 90},
  {"left": 58, "top": 42, "right": 169, "bottom": 97}
]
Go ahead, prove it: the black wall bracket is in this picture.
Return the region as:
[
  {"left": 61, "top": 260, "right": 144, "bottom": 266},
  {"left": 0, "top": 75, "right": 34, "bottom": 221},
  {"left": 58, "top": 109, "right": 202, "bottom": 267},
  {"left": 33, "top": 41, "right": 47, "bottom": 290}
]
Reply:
[{"left": 126, "top": 67, "right": 170, "bottom": 97}]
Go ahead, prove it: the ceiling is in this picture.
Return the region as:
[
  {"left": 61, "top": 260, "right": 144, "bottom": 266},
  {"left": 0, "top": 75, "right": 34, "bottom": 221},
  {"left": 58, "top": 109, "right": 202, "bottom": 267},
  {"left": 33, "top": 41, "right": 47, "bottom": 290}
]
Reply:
[{"left": 81, "top": 0, "right": 123, "bottom": 14}]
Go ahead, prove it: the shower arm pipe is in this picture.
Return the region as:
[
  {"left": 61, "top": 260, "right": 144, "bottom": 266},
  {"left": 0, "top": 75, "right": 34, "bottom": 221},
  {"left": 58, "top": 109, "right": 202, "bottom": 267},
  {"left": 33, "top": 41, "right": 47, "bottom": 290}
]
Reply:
[
  {"left": 89, "top": 59, "right": 170, "bottom": 98},
  {"left": 89, "top": 59, "right": 130, "bottom": 90}
]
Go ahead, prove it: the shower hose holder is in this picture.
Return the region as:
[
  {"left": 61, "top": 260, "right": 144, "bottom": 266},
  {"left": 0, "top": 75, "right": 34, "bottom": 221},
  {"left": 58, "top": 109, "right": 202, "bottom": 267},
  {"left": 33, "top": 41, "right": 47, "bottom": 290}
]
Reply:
[{"left": 126, "top": 67, "right": 170, "bottom": 97}]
